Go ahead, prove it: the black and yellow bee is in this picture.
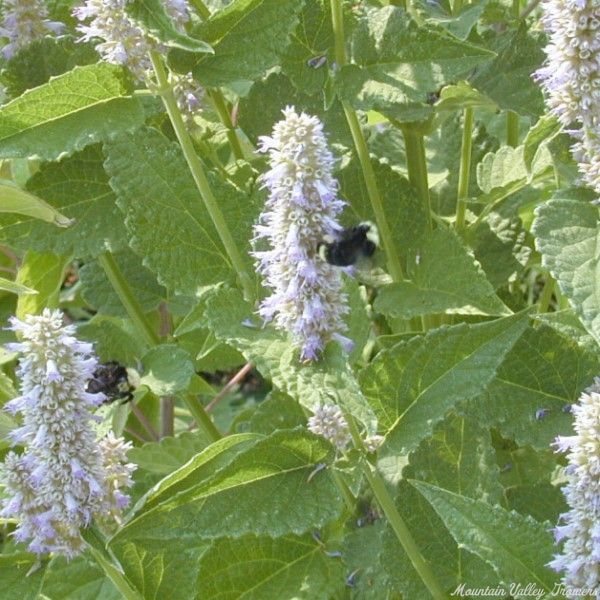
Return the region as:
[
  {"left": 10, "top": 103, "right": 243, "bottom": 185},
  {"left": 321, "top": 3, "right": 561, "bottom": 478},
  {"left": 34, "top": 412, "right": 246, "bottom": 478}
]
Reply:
[
  {"left": 317, "top": 222, "right": 380, "bottom": 267},
  {"left": 87, "top": 361, "right": 136, "bottom": 404}
]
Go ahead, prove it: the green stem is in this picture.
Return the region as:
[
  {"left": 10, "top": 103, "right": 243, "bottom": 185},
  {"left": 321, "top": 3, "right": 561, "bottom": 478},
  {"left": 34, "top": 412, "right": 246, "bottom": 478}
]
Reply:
[
  {"left": 188, "top": 0, "right": 210, "bottom": 19},
  {"left": 207, "top": 89, "right": 245, "bottom": 161},
  {"left": 85, "top": 528, "right": 142, "bottom": 600},
  {"left": 506, "top": 111, "right": 519, "bottom": 147},
  {"left": 161, "top": 397, "right": 174, "bottom": 438},
  {"left": 364, "top": 465, "right": 446, "bottom": 600},
  {"left": 185, "top": 386, "right": 221, "bottom": 442},
  {"left": 537, "top": 273, "right": 555, "bottom": 313},
  {"left": 345, "top": 418, "right": 446, "bottom": 600},
  {"left": 330, "top": 0, "right": 404, "bottom": 282},
  {"left": 455, "top": 107, "right": 474, "bottom": 233},
  {"left": 330, "top": 0, "right": 346, "bottom": 67},
  {"left": 402, "top": 127, "right": 432, "bottom": 232},
  {"left": 149, "top": 52, "right": 254, "bottom": 302},
  {"left": 331, "top": 467, "right": 355, "bottom": 512},
  {"left": 98, "top": 253, "right": 159, "bottom": 346}
]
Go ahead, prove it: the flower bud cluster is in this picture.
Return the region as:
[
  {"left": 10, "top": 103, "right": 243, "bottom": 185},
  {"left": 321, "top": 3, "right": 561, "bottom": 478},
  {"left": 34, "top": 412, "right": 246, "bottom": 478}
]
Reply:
[{"left": 308, "top": 404, "right": 352, "bottom": 451}]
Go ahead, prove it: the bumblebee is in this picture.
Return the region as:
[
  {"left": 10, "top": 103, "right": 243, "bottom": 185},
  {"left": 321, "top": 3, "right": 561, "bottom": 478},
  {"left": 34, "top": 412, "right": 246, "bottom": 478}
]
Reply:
[
  {"left": 317, "top": 221, "right": 379, "bottom": 267},
  {"left": 87, "top": 361, "right": 136, "bottom": 404}
]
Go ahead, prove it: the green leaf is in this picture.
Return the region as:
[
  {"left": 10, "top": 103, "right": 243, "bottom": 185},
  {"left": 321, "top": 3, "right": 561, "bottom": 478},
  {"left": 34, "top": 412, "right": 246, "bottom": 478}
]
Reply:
[
  {"left": 238, "top": 72, "right": 327, "bottom": 145},
  {"left": 169, "top": 0, "right": 305, "bottom": 87},
  {"left": 408, "top": 414, "right": 503, "bottom": 502},
  {"left": 343, "top": 522, "right": 392, "bottom": 598},
  {"left": 412, "top": 480, "right": 557, "bottom": 590},
  {"left": 434, "top": 80, "right": 497, "bottom": 113},
  {"left": 0, "top": 64, "right": 145, "bottom": 160},
  {"left": 0, "top": 554, "right": 45, "bottom": 600},
  {"left": 79, "top": 249, "right": 165, "bottom": 316},
  {"left": 15, "top": 250, "right": 70, "bottom": 319},
  {"left": 195, "top": 534, "right": 346, "bottom": 599},
  {"left": 468, "top": 200, "right": 530, "bottom": 290},
  {"left": 103, "top": 127, "right": 258, "bottom": 295},
  {"left": 471, "top": 25, "right": 546, "bottom": 118},
  {"left": 0, "top": 179, "right": 73, "bottom": 226},
  {"left": 0, "top": 276, "right": 37, "bottom": 296},
  {"left": 380, "top": 480, "right": 460, "bottom": 597},
  {"left": 127, "top": 0, "right": 214, "bottom": 52},
  {"left": 360, "top": 312, "right": 529, "bottom": 457},
  {"left": 534, "top": 309, "right": 597, "bottom": 353},
  {"left": 379, "top": 416, "right": 503, "bottom": 595},
  {"left": 280, "top": 0, "right": 333, "bottom": 95},
  {"left": 129, "top": 431, "right": 214, "bottom": 475},
  {"left": 374, "top": 227, "right": 510, "bottom": 318},
  {"left": 114, "top": 430, "right": 342, "bottom": 542},
  {"left": 41, "top": 555, "right": 120, "bottom": 600},
  {"left": 204, "top": 287, "right": 378, "bottom": 434},
  {"left": 339, "top": 158, "right": 428, "bottom": 257},
  {"left": 477, "top": 145, "right": 529, "bottom": 195},
  {"left": 77, "top": 314, "right": 148, "bottom": 365},
  {"left": 466, "top": 325, "right": 599, "bottom": 449},
  {"left": 496, "top": 445, "right": 566, "bottom": 523},
  {"left": 0, "top": 410, "right": 16, "bottom": 451},
  {"left": 140, "top": 344, "right": 195, "bottom": 395},
  {"left": 414, "top": 0, "right": 486, "bottom": 40},
  {"left": 335, "top": 7, "right": 494, "bottom": 117},
  {"left": 523, "top": 115, "right": 562, "bottom": 173},
  {"left": 131, "top": 433, "right": 261, "bottom": 513},
  {"left": 0, "top": 146, "right": 129, "bottom": 258},
  {"left": 248, "top": 391, "right": 307, "bottom": 434},
  {"left": 2, "top": 36, "right": 99, "bottom": 98},
  {"left": 532, "top": 191, "right": 600, "bottom": 344},
  {"left": 109, "top": 537, "right": 207, "bottom": 600}
]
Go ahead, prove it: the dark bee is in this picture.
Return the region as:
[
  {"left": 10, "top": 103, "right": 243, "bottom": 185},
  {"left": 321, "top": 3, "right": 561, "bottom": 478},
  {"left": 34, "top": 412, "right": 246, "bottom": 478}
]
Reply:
[
  {"left": 87, "top": 361, "right": 136, "bottom": 404},
  {"left": 317, "top": 221, "right": 379, "bottom": 267}
]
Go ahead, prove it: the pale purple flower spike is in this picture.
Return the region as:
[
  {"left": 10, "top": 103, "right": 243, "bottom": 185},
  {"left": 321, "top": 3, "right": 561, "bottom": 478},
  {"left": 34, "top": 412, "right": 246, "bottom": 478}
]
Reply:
[
  {"left": 548, "top": 380, "right": 600, "bottom": 593},
  {"left": 0, "top": 309, "right": 136, "bottom": 558},
  {"left": 535, "top": 0, "right": 600, "bottom": 200},
  {"left": 73, "top": 0, "right": 202, "bottom": 122},
  {"left": 0, "top": 0, "right": 64, "bottom": 59},
  {"left": 252, "top": 106, "right": 352, "bottom": 361}
]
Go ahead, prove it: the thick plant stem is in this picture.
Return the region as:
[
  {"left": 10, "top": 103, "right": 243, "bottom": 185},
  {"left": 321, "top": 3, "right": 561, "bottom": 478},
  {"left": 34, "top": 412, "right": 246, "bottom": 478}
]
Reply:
[
  {"left": 161, "top": 397, "right": 174, "bottom": 438},
  {"left": 149, "top": 52, "right": 254, "bottom": 302},
  {"left": 330, "top": 0, "right": 404, "bottom": 282},
  {"left": 455, "top": 107, "right": 474, "bottom": 233},
  {"left": 188, "top": 0, "right": 210, "bottom": 19},
  {"left": 345, "top": 417, "right": 446, "bottom": 600},
  {"left": 506, "top": 111, "right": 519, "bottom": 147},
  {"left": 331, "top": 467, "right": 356, "bottom": 512},
  {"left": 538, "top": 273, "right": 555, "bottom": 313},
  {"left": 98, "top": 252, "right": 159, "bottom": 346},
  {"left": 402, "top": 127, "right": 433, "bottom": 232},
  {"left": 363, "top": 465, "right": 447, "bottom": 600},
  {"left": 185, "top": 384, "right": 222, "bottom": 442}
]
